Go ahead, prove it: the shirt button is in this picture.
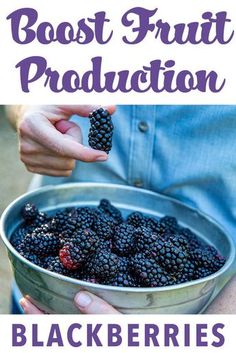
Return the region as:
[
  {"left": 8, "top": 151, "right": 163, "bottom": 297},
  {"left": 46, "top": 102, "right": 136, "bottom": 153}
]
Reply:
[
  {"left": 134, "top": 179, "right": 144, "bottom": 188},
  {"left": 138, "top": 121, "right": 149, "bottom": 133}
]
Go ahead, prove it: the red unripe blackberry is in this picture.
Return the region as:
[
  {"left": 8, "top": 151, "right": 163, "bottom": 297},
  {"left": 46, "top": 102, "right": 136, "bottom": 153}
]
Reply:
[
  {"left": 59, "top": 229, "right": 98, "bottom": 270},
  {"left": 59, "top": 243, "right": 86, "bottom": 270},
  {"left": 88, "top": 108, "right": 114, "bottom": 153}
]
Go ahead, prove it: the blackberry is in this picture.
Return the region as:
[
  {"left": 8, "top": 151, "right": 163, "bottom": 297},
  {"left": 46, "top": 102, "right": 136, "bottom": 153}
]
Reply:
[
  {"left": 62, "top": 207, "right": 95, "bottom": 236},
  {"left": 127, "top": 212, "right": 146, "bottom": 228},
  {"left": 33, "top": 212, "right": 49, "bottom": 228},
  {"left": 79, "top": 273, "right": 97, "bottom": 284},
  {"left": 88, "top": 255, "right": 129, "bottom": 282},
  {"left": 109, "top": 272, "right": 137, "bottom": 287},
  {"left": 93, "top": 213, "right": 114, "bottom": 240},
  {"left": 160, "top": 216, "right": 178, "bottom": 232},
  {"left": 19, "top": 251, "right": 42, "bottom": 266},
  {"left": 37, "top": 221, "right": 59, "bottom": 235},
  {"left": 167, "top": 234, "right": 190, "bottom": 253},
  {"left": 112, "top": 223, "right": 136, "bottom": 256},
  {"left": 53, "top": 208, "right": 74, "bottom": 232},
  {"left": 10, "top": 225, "right": 34, "bottom": 251},
  {"left": 98, "top": 199, "right": 123, "bottom": 225},
  {"left": 109, "top": 257, "right": 136, "bottom": 287},
  {"left": 60, "top": 225, "right": 99, "bottom": 247},
  {"left": 153, "top": 221, "right": 169, "bottom": 237},
  {"left": 82, "top": 258, "right": 96, "bottom": 277},
  {"left": 75, "top": 207, "right": 95, "bottom": 228},
  {"left": 194, "top": 267, "right": 213, "bottom": 280},
  {"left": 144, "top": 217, "right": 160, "bottom": 233},
  {"left": 41, "top": 255, "right": 56, "bottom": 269},
  {"left": 21, "top": 203, "right": 39, "bottom": 222},
  {"left": 59, "top": 229, "right": 98, "bottom": 270},
  {"left": 130, "top": 253, "right": 172, "bottom": 287},
  {"left": 59, "top": 230, "right": 72, "bottom": 247},
  {"left": 178, "top": 228, "right": 203, "bottom": 250},
  {"left": 11, "top": 237, "right": 24, "bottom": 252},
  {"left": 23, "top": 229, "right": 60, "bottom": 256},
  {"left": 135, "top": 226, "right": 159, "bottom": 255},
  {"left": 173, "top": 260, "right": 196, "bottom": 284},
  {"left": 127, "top": 213, "right": 161, "bottom": 234},
  {"left": 47, "top": 257, "right": 71, "bottom": 276},
  {"left": 118, "top": 256, "right": 130, "bottom": 273},
  {"left": 190, "top": 246, "right": 225, "bottom": 273},
  {"left": 88, "top": 108, "right": 114, "bottom": 153},
  {"left": 92, "top": 250, "right": 119, "bottom": 280},
  {"left": 96, "top": 239, "right": 112, "bottom": 252},
  {"left": 154, "top": 238, "right": 188, "bottom": 274}
]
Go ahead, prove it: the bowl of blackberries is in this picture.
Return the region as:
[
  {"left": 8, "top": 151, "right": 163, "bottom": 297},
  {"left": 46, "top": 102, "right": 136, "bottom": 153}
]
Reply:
[{"left": 1, "top": 183, "right": 235, "bottom": 314}]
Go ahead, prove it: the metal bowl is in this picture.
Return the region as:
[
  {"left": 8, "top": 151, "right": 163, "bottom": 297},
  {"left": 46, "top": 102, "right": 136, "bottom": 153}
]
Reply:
[{"left": 0, "top": 183, "right": 235, "bottom": 314}]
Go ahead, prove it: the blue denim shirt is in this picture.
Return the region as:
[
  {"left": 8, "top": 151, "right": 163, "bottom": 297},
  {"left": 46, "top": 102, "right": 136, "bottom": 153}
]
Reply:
[{"left": 31, "top": 105, "right": 236, "bottom": 246}]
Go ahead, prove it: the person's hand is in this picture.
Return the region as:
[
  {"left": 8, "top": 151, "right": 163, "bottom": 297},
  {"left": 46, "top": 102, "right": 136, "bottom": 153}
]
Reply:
[
  {"left": 15, "top": 105, "right": 116, "bottom": 176},
  {"left": 20, "top": 291, "right": 121, "bottom": 314}
]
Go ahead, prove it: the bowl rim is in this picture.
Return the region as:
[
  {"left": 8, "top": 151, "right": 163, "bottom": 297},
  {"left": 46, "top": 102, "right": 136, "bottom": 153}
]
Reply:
[{"left": 1, "top": 182, "right": 235, "bottom": 293}]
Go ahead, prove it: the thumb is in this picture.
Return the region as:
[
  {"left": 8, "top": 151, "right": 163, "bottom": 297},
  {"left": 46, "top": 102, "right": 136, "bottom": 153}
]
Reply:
[
  {"left": 55, "top": 120, "right": 82, "bottom": 142},
  {"left": 74, "top": 291, "right": 121, "bottom": 314}
]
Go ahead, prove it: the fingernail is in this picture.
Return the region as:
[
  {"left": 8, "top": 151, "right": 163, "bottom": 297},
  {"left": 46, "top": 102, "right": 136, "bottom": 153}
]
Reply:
[
  {"left": 75, "top": 292, "right": 92, "bottom": 308},
  {"left": 96, "top": 155, "right": 108, "bottom": 161},
  {"left": 19, "top": 299, "right": 26, "bottom": 310}
]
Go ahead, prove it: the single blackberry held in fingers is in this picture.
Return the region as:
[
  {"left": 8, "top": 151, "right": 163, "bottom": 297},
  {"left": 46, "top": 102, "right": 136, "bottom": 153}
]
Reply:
[
  {"left": 11, "top": 200, "right": 227, "bottom": 288},
  {"left": 88, "top": 108, "right": 114, "bottom": 153}
]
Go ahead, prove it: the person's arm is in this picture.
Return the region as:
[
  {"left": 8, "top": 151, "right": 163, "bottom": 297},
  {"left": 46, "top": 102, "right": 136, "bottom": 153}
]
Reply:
[
  {"left": 6, "top": 105, "right": 116, "bottom": 176},
  {"left": 204, "top": 274, "right": 236, "bottom": 314}
]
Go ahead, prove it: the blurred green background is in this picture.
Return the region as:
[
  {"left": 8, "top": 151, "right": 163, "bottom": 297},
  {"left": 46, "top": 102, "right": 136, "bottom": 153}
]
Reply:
[{"left": 0, "top": 106, "right": 31, "bottom": 313}]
